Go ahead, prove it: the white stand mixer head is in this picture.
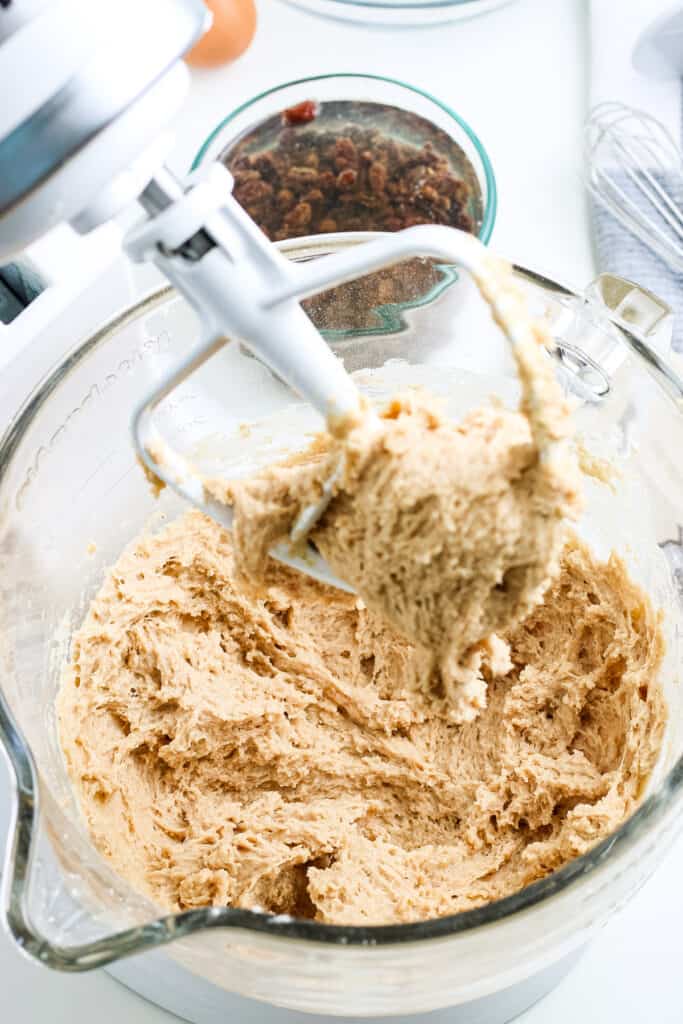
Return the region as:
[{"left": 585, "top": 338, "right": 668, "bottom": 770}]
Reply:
[{"left": 0, "top": 0, "right": 209, "bottom": 257}]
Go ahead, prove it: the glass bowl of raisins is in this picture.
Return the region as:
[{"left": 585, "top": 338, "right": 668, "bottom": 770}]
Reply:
[{"left": 192, "top": 73, "right": 496, "bottom": 245}]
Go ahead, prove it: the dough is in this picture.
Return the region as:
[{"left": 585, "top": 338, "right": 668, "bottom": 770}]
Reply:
[
  {"left": 58, "top": 511, "right": 666, "bottom": 925},
  {"left": 210, "top": 392, "right": 581, "bottom": 722}
]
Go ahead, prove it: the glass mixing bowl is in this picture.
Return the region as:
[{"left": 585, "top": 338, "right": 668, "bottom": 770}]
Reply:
[{"left": 0, "top": 235, "right": 682, "bottom": 1020}]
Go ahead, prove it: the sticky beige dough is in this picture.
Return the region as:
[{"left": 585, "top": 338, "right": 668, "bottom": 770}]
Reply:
[
  {"left": 58, "top": 511, "right": 666, "bottom": 924},
  {"left": 210, "top": 392, "right": 581, "bottom": 722}
]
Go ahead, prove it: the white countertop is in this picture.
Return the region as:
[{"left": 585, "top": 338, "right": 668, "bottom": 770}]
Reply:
[{"left": 1, "top": 0, "right": 682, "bottom": 1020}]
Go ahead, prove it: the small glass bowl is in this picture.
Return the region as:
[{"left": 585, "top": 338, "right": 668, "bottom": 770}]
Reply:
[
  {"left": 192, "top": 73, "right": 497, "bottom": 244},
  {"left": 275, "top": 0, "right": 519, "bottom": 27}
]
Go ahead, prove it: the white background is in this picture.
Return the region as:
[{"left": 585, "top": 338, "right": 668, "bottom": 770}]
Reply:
[{"left": 1, "top": 0, "right": 682, "bottom": 1020}]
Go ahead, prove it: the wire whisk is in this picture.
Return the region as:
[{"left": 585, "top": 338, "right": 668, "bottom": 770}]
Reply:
[{"left": 585, "top": 101, "right": 683, "bottom": 274}]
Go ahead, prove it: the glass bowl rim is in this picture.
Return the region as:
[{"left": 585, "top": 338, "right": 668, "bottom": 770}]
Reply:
[
  {"left": 191, "top": 71, "right": 497, "bottom": 244},
  {"left": 1, "top": 248, "right": 682, "bottom": 964},
  {"left": 276, "top": 0, "right": 512, "bottom": 9}
]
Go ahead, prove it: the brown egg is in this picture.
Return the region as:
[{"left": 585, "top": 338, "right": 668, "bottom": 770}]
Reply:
[{"left": 186, "top": 0, "right": 257, "bottom": 68}]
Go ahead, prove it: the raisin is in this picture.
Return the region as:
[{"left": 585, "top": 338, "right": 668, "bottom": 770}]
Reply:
[
  {"left": 282, "top": 100, "right": 318, "bottom": 126},
  {"left": 336, "top": 168, "right": 358, "bottom": 189},
  {"left": 368, "top": 162, "right": 387, "bottom": 195}
]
